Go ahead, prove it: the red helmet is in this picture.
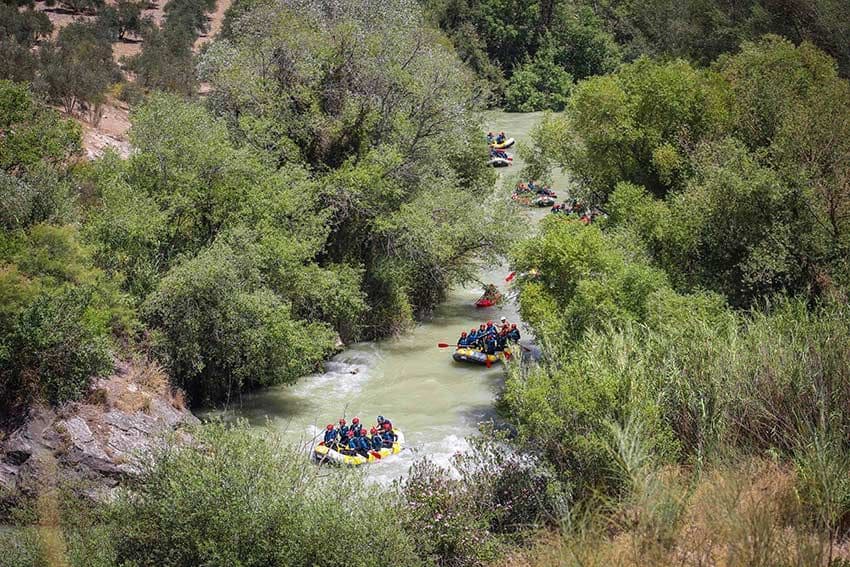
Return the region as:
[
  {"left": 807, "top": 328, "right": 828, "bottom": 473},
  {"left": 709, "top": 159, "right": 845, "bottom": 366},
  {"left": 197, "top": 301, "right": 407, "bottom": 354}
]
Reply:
[
  {"left": 383, "top": 422, "right": 391, "bottom": 430},
  {"left": 352, "top": 417, "right": 360, "bottom": 424},
  {"left": 326, "top": 424, "right": 334, "bottom": 431},
  {"left": 347, "top": 430, "right": 355, "bottom": 437},
  {"left": 370, "top": 427, "right": 377, "bottom": 434},
  {"left": 339, "top": 418, "right": 346, "bottom": 425},
  {"left": 511, "top": 323, "right": 517, "bottom": 329},
  {"left": 461, "top": 331, "right": 467, "bottom": 337},
  {"left": 487, "top": 320, "right": 493, "bottom": 325}
]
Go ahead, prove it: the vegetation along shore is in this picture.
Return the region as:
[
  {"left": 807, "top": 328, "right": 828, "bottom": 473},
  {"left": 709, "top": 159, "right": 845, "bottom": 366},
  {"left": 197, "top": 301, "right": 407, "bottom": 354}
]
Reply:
[{"left": 2, "top": 0, "right": 850, "bottom": 565}]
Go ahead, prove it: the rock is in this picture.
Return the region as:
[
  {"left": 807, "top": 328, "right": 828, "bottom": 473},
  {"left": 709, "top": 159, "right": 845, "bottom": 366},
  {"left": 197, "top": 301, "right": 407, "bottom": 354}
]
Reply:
[
  {"left": 0, "top": 462, "right": 19, "bottom": 491},
  {"left": 3, "top": 431, "right": 33, "bottom": 466},
  {"left": 0, "top": 357, "right": 198, "bottom": 500}
]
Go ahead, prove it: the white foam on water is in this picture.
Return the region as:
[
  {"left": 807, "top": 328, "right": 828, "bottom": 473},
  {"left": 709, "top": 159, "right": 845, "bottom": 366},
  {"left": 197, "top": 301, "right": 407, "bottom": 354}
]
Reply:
[{"left": 287, "top": 346, "right": 380, "bottom": 400}]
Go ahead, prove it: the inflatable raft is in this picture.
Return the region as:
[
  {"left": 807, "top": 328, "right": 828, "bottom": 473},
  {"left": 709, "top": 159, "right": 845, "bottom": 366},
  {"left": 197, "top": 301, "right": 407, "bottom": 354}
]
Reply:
[
  {"left": 313, "top": 430, "right": 405, "bottom": 466},
  {"left": 490, "top": 137, "right": 515, "bottom": 150},
  {"left": 532, "top": 195, "right": 556, "bottom": 207},
  {"left": 475, "top": 292, "right": 502, "bottom": 308},
  {"left": 488, "top": 156, "right": 512, "bottom": 167},
  {"left": 452, "top": 347, "right": 511, "bottom": 366}
]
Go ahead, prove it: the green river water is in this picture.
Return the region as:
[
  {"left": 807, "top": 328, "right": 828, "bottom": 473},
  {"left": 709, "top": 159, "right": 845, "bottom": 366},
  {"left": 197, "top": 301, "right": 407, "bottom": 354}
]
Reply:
[{"left": 203, "top": 111, "right": 570, "bottom": 483}]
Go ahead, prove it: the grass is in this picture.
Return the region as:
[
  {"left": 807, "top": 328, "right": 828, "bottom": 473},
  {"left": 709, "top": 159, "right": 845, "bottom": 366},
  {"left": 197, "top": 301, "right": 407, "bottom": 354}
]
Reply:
[{"left": 505, "top": 459, "right": 844, "bottom": 567}]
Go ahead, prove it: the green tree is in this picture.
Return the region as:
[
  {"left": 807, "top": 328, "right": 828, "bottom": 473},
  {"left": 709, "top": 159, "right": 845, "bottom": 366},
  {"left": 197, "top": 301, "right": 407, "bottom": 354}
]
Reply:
[
  {"left": 128, "top": 25, "right": 196, "bottom": 95},
  {"left": 142, "top": 233, "right": 336, "bottom": 404},
  {"left": 39, "top": 23, "right": 120, "bottom": 119},
  {"left": 534, "top": 57, "right": 732, "bottom": 200},
  {"left": 202, "top": 0, "right": 510, "bottom": 333},
  {"left": 504, "top": 42, "right": 574, "bottom": 111},
  {"left": 0, "top": 80, "right": 81, "bottom": 173},
  {"left": 95, "top": 0, "right": 150, "bottom": 41},
  {"left": 56, "top": 0, "right": 104, "bottom": 15},
  {"left": 719, "top": 35, "right": 841, "bottom": 148}
]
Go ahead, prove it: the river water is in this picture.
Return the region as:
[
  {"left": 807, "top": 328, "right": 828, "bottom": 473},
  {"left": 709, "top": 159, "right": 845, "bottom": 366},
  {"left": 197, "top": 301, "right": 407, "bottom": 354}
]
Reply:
[{"left": 202, "top": 112, "right": 570, "bottom": 483}]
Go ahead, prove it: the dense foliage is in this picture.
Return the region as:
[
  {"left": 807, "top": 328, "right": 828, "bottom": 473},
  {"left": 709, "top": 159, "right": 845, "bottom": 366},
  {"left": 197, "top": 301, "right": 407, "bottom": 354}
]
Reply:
[
  {"left": 1, "top": 0, "right": 513, "bottom": 408},
  {"left": 0, "top": 82, "right": 126, "bottom": 417},
  {"left": 426, "top": 0, "right": 850, "bottom": 110},
  {"left": 502, "top": 29, "right": 850, "bottom": 563},
  {"left": 1, "top": 422, "right": 562, "bottom": 567},
  {"left": 528, "top": 36, "right": 850, "bottom": 304}
]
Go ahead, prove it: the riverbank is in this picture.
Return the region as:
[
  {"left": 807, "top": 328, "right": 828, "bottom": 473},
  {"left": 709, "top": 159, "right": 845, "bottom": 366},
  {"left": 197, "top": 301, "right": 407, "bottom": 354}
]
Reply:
[
  {"left": 200, "top": 111, "right": 562, "bottom": 482},
  {"left": 0, "top": 358, "right": 198, "bottom": 500}
]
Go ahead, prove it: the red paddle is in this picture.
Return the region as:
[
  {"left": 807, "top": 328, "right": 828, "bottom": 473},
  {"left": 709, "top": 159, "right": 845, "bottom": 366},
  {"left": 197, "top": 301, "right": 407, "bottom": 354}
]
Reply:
[
  {"left": 505, "top": 271, "right": 516, "bottom": 282},
  {"left": 370, "top": 450, "right": 382, "bottom": 459},
  {"left": 437, "top": 343, "right": 453, "bottom": 348}
]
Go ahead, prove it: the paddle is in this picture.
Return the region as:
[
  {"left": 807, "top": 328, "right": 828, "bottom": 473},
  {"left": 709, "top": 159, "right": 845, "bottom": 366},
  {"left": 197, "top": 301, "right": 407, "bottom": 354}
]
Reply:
[
  {"left": 505, "top": 271, "right": 516, "bottom": 282},
  {"left": 369, "top": 450, "right": 382, "bottom": 460},
  {"left": 437, "top": 342, "right": 453, "bottom": 348}
]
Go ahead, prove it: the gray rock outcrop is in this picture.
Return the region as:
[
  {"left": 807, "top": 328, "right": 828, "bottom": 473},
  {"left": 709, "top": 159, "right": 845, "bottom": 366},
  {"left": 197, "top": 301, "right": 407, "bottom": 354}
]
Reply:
[{"left": 0, "top": 359, "right": 198, "bottom": 500}]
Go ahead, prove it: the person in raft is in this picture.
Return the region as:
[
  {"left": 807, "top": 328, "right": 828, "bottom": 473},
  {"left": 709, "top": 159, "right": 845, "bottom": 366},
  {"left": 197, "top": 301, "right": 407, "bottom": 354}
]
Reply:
[
  {"left": 377, "top": 415, "right": 393, "bottom": 430},
  {"left": 508, "top": 323, "right": 521, "bottom": 342},
  {"left": 380, "top": 422, "right": 397, "bottom": 447},
  {"left": 370, "top": 428, "right": 383, "bottom": 451},
  {"left": 324, "top": 424, "right": 337, "bottom": 446},
  {"left": 499, "top": 316, "right": 510, "bottom": 333},
  {"left": 457, "top": 331, "right": 469, "bottom": 348},
  {"left": 351, "top": 416, "right": 362, "bottom": 432}
]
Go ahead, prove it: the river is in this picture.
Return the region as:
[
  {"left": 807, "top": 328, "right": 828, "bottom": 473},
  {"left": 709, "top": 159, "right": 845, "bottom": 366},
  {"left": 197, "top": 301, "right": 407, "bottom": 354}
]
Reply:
[{"left": 202, "top": 111, "right": 570, "bottom": 483}]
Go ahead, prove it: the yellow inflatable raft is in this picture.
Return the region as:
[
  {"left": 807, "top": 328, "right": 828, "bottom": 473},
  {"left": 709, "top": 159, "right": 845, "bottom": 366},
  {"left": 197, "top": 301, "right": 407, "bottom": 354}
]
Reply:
[
  {"left": 313, "top": 430, "right": 405, "bottom": 466},
  {"left": 490, "top": 137, "right": 515, "bottom": 150},
  {"left": 452, "top": 347, "right": 511, "bottom": 366}
]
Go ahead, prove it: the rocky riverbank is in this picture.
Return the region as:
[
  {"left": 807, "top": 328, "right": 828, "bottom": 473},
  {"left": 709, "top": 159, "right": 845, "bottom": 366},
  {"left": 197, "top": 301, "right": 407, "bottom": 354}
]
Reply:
[{"left": 0, "top": 358, "right": 198, "bottom": 501}]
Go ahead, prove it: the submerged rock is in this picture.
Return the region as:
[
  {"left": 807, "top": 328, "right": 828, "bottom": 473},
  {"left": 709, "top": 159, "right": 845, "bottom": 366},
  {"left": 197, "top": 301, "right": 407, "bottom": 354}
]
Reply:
[{"left": 0, "top": 358, "right": 198, "bottom": 500}]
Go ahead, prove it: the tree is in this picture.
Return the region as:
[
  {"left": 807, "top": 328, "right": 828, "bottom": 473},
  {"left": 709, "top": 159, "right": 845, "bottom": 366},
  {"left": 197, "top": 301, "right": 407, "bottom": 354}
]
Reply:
[
  {"left": 201, "top": 0, "right": 510, "bottom": 334},
  {"left": 95, "top": 0, "right": 150, "bottom": 41},
  {"left": 142, "top": 233, "right": 337, "bottom": 404},
  {"left": 0, "top": 4, "right": 52, "bottom": 45},
  {"left": 39, "top": 23, "right": 120, "bottom": 119},
  {"left": 771, "top": 75, "right": 850, "bottom": 267},
  {"left": 504, "top": 42, "right": 573, "bottom": 112},
  {"left": 719, "top": 35, "right": 840, "bottom": 148},
  {"left": 0, "top": 80, "right": 82, "bottom": 173},
  {"left": 56, "top": 0, "right": 104, "bottom": 15},
  {"left": 533, "top": 57, "right": 732, "bottom": 200},
  {"left": 128, "top": 25, "right": 196, "bottom": 95}
]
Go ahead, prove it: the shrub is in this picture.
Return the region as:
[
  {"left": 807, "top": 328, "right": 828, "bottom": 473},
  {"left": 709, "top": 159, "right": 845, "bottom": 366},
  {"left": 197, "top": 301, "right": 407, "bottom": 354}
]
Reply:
[
  {"left": 2, "top": 285, "right": 114, "bottom": 407},
  {"left": 110, "top": 422, "right": 421, "bottom": 566},
  {"left": 401, "top": 433, "right": 566, "bottom": 565},
  {"left": 142, "top": 234, "right": 337, "bottom": 404},
  {"left": 0, "top": 80, "right": 82, "bottom": 172}
]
